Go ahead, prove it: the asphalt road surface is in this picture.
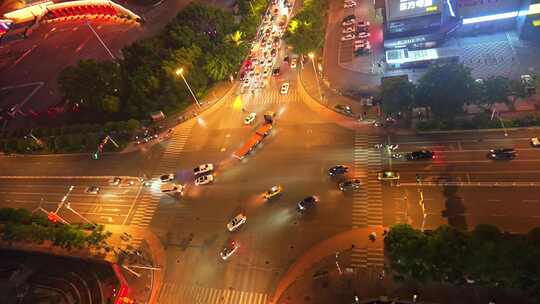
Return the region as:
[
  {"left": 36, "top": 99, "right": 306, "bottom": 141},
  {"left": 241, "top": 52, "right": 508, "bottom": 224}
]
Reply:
[
  {"left": 381, "top": 131, "right": 540, "bottom": 233},
  {"left": 0, "top": 176, "right": 145, "bottom": 225}
]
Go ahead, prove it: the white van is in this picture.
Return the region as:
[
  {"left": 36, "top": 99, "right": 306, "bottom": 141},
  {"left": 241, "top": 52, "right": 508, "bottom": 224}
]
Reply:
[{"left": 160, "top": 183, "right": 184, "bottom": 194}]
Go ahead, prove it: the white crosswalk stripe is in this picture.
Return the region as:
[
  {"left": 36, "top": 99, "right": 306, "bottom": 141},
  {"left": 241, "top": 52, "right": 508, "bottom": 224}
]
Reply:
[
  {"left": 352, "top": 133, "right": 383, "bottom": 227},
  {"left": 158, "top": 283, "right": 269, "bottom": 304},
  {"left": 237, "top": 87, "right": 300, "bottom": 106},
  {"left": 129, "top": 121, "right": 196, "bottom": 228},
  {"left": 350, "top": 246, "right": 385, "bottom": 268}
]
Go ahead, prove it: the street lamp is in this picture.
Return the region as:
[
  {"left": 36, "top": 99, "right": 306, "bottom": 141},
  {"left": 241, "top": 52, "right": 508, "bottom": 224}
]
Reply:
[
  {"left": 308, "top": 53, "right": 324, "bottom": 103},
  {"left": 175, "top": 68, "right": 202, "bottom": 108}
]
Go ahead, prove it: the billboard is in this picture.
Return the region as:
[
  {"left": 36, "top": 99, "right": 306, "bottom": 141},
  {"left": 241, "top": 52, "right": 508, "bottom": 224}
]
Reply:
[{"left": 386, "top": 0, "right": 441, "bottom": 21}]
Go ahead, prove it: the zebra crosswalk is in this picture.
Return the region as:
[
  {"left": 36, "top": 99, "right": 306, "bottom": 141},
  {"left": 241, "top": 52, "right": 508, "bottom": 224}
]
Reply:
[
  {"left": 350, "top": 246, "right": 385, "bottom": 269},
  {"left": 238, "top": 87, "right": 300, "bottom": 106},
  {"left": 352, "top": 133, "right": 383, "bottom": 227},
  {"left": 153, "top": 120, "right": 196, "bottom": 174},
  {"left": 158, "top": 283, "right": 268, "bottom": 304},
  {"left": 129, "top": 120, "right": 196, "bottom": 229}
]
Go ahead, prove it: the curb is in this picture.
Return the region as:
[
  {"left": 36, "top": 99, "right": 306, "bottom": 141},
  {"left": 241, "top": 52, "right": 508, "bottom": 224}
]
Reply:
[
  {"left": 0, "top": 175, "right": 134, "bottom": 179},
  {"left": 1, "top": 82, "right": 237, "bottom": 159},
  {"left": 415, "top": 125, "right": 540, "bottom": 134}
]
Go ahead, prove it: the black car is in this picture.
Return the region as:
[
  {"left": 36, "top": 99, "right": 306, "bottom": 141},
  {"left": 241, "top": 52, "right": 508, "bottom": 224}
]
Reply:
[
  {"left": 328, "top": 165, "right": 349, "bottom": 176},
  {"left": 488, "top": 148, "right": 516, "bottom": 160},
  {"left": 297, "top": 196, "right": 319, "bottom": 212},
  {"left": 334, "top": 104, "right": 353, "bottom": 116},
  {"left": 406, "top": 150, "right": 434, "bottom": 161},
  {"left": 339, "top": 179, "right": 360, "bottom": 191}
]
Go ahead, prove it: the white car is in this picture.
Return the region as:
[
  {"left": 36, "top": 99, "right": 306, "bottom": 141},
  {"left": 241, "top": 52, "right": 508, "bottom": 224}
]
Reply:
[
  {"left": 244, "top": 112, "right": 257, "bottom": 125},
  {"left": 193, "top": 163, "right": 214, "bottom": 175},
  {"left": 342, "top": 27, "right": 355, "bottom": 34},
  {"left": 195, "top": 174, "right": 214, "bottom": 185},
  {"left": 290, "top": 58, "right": 297, "bottom": 69},
  {"left": 227, "top": 213, "right": 247, "bottom": 232},
  {"left": 341, "top": 34, "right": 356, "bottom": 41},
  {"left": 357, "top": 20, "right": 370, "bottom": 28},
  {"left": 344, "top": 1, "right": 356, "bottom": 8},
  {"left": 342, "top": 19, "right": 355, "bottom": 27},
  {"left": 357, "top": 32, "right": 370, "bottom": 39},
  {"left": 220, "top": 241, "right": 239, "bottom": 260},
  {"left": 281, "top": 82, "right": 290, "bottom": 94},
  {"left": 531, "top": 137, "right": 540, "bottom": 147},
  {"left": 160, "top": 174, "right": 175, "bottom": 183}
]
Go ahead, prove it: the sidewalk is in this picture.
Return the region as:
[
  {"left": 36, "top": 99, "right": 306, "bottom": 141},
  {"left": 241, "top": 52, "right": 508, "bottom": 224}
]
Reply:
[
  {"left": 122, "top": 81, "right": 236, "bottom": 153},
  {"left": 299, "top": 63, "right": 380, "bottom": 122},
  {"left": 273, "top": 226, "right": 533, "bottom": 304},
  {"left": 105, "top": 224, "right": 167, "bottom": 304},
  {"left": 271, "top": 226, "right": 386, "bottom": 303}
]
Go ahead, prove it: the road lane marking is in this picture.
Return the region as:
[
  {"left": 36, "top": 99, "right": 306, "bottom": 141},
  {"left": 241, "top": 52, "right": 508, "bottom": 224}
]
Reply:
[
  {"left": 487, "top": 199, "right": 500, "bottom": 202},
  {"left": 523, "top": 200, "right": 539, "bottom": 203},
  {"left": 122, "top": 183, "right": 144, "bottom": 225}
]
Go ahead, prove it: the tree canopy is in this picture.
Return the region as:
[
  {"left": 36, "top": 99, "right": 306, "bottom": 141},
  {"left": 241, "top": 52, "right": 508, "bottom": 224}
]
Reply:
[
  {"left": 285, "top": 0, "right": 327, "bottom": 54},
  {"left": 378, "top": 76, "right": 415, "bottom": 115},
  {"left": 386, "top": 224, "right": 540, "bottom": 301},
  {"left": 58, "top": 2, "right": 258, "bottom": 120},
  {"left": 416, "top": 63, "right": 476, "bottom": 118}
]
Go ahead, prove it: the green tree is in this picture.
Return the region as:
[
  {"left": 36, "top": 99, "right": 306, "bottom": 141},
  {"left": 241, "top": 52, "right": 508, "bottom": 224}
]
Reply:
[
  {"left": 416, "top": 63, "right": 476, "bottom": 119},
  {"left": 378, "top": 76, "right": 415, "bottom": 115},
  {"left": 385, "top": 224, "right": 431, "bottom": 281},
  {"left": 478, "top": 76, "right": 511, "bottom": 104},
  {"left": 204, "top": 54, "right": 234, "bottom": 81},
  {"left": 101, "top": 95, "right": 120, "bottom": 113},
  {"left": 126, "top": 119, "right": 140, "bottom": 131},
  {"left": 58, "top": 59, "right": 121, "bottom": 113}
]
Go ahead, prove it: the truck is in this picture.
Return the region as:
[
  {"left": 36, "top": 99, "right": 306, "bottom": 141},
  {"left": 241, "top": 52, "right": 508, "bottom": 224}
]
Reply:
[{"left": 233, "top": 122, "right": 274, "bottom": 160}]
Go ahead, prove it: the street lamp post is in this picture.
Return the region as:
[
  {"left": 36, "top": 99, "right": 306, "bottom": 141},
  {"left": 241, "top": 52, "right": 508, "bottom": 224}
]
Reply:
[
  {"left": 176, "top": 68, "right": 202, "bottom": 108},
  {"left": 86, "top": 21, "right": 116, "bottom": 60},
  {"left": 308, "top": 53, "right": 324, "bottom": 103}
]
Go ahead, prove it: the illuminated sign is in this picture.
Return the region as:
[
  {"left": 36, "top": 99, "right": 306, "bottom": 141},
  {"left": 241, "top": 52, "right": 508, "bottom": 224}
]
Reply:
[
  {"left": 399, "top": 0, "right": 433, "bottom": 11},
  {"left": 386, "top": 0, "right": 441, "bottom": 21},
  {"left": 425, "top": 5, "right": 438, "bottom": 12},
  {"left": 533, "top": 19, "right": 540, "bottom": 27}
]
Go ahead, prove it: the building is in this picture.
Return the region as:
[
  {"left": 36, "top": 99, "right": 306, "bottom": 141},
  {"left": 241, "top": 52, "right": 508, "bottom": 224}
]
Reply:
[{"left": 381, "top": 0, "right": 540, "bottom": 67}]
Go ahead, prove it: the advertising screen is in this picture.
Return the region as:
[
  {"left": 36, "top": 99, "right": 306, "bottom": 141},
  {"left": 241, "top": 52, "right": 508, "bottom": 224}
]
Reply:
[{"left": 386, "top": 0, "right": 441, "bottom": 21}]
